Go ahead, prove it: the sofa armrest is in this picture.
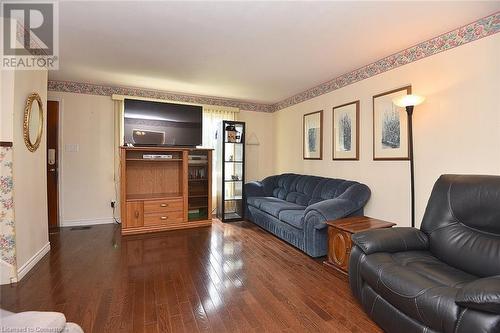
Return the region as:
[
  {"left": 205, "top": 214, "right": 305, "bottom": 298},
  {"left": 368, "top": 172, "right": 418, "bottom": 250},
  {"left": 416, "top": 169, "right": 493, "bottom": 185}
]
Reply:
[
  {"left": 244, "top": 181, "right": 266, "bottom": 198},
  {"left": 304, "top": 198, "right": 358, "bottom": 225},
  {"left": 351, "top": 227, "right": 429, "bottom": 255},
  {"left": 456, "top": 276, "right": 500, "bottom": 314}
]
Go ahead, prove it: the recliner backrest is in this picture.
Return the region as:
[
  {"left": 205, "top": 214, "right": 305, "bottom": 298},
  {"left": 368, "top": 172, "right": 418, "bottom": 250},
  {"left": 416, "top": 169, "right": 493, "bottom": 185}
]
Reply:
[{"left": 421, "top": 174, "right": 500, "bottom": 277}]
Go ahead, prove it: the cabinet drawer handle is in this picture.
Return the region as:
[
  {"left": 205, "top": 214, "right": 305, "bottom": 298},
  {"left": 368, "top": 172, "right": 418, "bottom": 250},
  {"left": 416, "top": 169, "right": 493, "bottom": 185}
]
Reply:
[
  {"left": 160, "top": 216, "right": 167, "bottom": 220},
  {"left": 160, "top": 203, "right": 168, "bottom": 207},
  {"left": 135, "top": 211, "right": 139, "bottom": 218}
]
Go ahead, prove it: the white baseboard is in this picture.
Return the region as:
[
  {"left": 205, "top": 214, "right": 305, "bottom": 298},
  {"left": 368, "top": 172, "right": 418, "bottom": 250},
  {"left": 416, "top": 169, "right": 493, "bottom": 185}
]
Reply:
[
  {"left": 16, "top": 242, "right": 51, "bottom": 282},
  {"left": 60, "top": 217, "right": 116, "bottom": 227}
]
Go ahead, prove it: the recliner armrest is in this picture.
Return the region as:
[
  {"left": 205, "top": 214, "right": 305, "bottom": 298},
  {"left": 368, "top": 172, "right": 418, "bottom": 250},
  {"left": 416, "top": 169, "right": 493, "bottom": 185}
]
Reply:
[
  {"left": 351, "top": 227, "right": 429, "bottom": 255},
  {"left": 244, "top": 181, "right": 266, "bottom": 198},
  {"left": 456, "top": 276, "right": 500, "bottom": 314}
]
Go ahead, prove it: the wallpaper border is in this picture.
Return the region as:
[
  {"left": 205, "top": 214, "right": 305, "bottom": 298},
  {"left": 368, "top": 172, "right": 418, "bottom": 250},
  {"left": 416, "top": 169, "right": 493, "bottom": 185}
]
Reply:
[{"left": 47, "top": 80, "right": 273, "bottom": 113}]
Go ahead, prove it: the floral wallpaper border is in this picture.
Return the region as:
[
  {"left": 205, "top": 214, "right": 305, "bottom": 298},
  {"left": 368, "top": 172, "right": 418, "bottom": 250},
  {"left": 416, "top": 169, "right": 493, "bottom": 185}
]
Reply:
[
  {"left": 48, "top": 11, "right": 499, "bottom": 113},
  {"left": 0, "top": 146, "right": 17, "bottom": 280},
  {"left": 270, "top": 11, "right": 500, "bottom": 112},
  {"left": 47, "top": 80, "right": 274, "bottom": 113}
]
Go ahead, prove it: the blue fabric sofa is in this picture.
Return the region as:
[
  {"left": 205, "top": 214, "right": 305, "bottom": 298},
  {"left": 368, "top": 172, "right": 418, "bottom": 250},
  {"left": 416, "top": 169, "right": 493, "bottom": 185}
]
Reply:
[{"left": 245, "top": 173, "right": 371, "bottom": 257}]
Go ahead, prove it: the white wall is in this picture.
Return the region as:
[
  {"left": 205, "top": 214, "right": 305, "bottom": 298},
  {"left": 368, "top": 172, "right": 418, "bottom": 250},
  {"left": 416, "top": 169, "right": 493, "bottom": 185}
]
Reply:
[
  {"left": 274, "top": 33, "right": 500, "bottom": 227},
  {"left": 237, "top": 110, "right": 275, "bottom": 181},
  {"left": 1, "top": 70, "right": 15, "bottom": 141},
  {"left": 11, "top": 68, "right": 50, "bottom": 272},
  {"left": 47, "top": 91, "right": 116, "bottom": 226}
]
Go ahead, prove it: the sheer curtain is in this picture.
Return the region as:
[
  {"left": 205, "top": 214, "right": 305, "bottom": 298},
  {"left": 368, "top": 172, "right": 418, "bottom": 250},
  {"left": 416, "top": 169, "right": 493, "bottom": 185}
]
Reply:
[{"left": 202, "top": 106, "right": 237, "bottom": 212}]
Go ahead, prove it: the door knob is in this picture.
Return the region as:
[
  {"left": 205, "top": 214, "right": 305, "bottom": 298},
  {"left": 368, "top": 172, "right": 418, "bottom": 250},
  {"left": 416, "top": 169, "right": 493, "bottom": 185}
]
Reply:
[
  {"left": 160, "top": 216, "right": 167, "bottom": 220},
  {"left": 160, "top": 203, "right": 168, "bottom": 207}
]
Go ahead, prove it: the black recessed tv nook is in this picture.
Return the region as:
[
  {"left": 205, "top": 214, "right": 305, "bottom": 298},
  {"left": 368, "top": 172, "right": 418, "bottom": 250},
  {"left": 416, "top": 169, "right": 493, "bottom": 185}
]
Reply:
[{"left": 123, "top": 99, "right": 203, "bottom": 147}]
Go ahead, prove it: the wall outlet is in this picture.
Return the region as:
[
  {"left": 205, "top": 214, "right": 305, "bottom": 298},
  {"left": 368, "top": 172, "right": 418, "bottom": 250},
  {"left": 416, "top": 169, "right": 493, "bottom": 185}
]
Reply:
[{"left": 110, "top": 201, "right": 116, "bottom": 208}]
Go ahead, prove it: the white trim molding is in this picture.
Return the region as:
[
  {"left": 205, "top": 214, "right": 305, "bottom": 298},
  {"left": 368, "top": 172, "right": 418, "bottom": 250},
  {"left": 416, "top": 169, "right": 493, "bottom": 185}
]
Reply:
[
  {"left": 60, "top": 217, "right": 116, "bottom": 227},
  {"left": 16, "top": 242, "right": 51, "bottom": 282}
]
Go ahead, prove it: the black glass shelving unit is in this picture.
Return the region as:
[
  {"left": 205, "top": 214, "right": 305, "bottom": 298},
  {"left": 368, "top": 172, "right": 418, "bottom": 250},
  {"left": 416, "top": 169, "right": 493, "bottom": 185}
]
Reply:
[{"left": 216, "top": 120, "right": 245, "bottom": 222}]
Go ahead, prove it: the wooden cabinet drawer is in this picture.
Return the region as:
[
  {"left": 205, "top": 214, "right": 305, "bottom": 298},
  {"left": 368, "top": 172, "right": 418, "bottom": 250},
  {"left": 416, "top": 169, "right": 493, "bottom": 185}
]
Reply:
[
  {"left": 144, "top": 198, "right": 183, "bottom": 213},
  {"left": 144, "top": 211, "right": 184, "bottom": 226}
]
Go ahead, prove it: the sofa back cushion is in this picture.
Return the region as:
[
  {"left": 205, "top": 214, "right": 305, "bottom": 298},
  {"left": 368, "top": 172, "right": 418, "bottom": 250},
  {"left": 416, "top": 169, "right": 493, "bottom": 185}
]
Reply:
[
  {"left": 263, "top": 173, "right": 363, "bottom": 206},
  {"left": 421, "top": 174, "right": 500, "bottom": 277}
]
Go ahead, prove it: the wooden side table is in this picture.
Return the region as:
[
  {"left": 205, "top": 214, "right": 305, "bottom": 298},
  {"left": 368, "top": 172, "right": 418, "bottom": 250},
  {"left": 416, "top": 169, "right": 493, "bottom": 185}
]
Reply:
[{"left": 324, "top": 216, "right": 396, "bottom": 275}]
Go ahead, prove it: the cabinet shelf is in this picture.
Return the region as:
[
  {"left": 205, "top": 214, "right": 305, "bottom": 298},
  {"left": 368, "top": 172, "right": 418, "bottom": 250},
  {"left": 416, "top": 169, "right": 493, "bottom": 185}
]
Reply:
[
  {"left": 224, "top": 160, "right": 243, "bottom": 163},
  {"left": 126, "top": 193, "right": 183, "bottom": 202},
  {"left": 224, "top": 212, "right": 243, "bottom": 220},
  {"left": 188, "top": 194, "right": 208, "bottom": 198},
  {"left": 225, "top": 196, "right": 243, "bottom": 201},
  {"left": 189, "top": 178, "right": 208, "bottom": 182},
  {"left": 189, "top": 204, "right": 208, "bottom": 209},
  {"left": 126, "top": 158, "right": 183, "bottom": 162}
]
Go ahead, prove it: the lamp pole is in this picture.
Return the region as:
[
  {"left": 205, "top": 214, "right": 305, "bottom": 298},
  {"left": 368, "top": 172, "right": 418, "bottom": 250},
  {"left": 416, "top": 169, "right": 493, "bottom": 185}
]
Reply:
[{"left": 406, "top": 105, "right": 415, "bottom": 228}]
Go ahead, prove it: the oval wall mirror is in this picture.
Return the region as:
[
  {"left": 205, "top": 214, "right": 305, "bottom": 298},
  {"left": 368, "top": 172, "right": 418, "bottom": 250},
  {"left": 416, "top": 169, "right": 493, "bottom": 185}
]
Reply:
[{"left": 23, "top": 92, "right": 44, "bottom": 152}]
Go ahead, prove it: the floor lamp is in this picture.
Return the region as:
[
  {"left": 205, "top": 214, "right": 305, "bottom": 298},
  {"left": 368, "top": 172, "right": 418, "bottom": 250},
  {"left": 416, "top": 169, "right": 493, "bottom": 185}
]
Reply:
[{"left": 393, "top": 94, "right": 425, "bottom": 228}]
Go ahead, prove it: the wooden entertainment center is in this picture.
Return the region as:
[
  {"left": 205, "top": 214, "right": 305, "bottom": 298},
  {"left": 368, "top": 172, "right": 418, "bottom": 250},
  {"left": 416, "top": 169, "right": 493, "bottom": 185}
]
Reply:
[{"left": 120, "top": 146, "right": 213, "bottom": 235}]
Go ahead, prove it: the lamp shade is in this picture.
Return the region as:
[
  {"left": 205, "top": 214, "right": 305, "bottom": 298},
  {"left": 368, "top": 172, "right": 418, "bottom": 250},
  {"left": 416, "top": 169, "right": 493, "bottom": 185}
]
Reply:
[{"left": 393, "top": 94, "right": 425, "bottom": 108}]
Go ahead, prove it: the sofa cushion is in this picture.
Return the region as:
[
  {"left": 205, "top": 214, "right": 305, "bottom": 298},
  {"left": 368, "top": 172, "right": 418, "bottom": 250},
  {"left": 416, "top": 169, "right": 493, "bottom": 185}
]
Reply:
[
  {"left": 0, "top": 310, "right": 67, "bottom": 332},
  {"left": 247, "top": 196, "right": 283, "bottom": 209},
  {"left": 260, "top": 199, "right": 305, "bottom": 218},
  {"left": 279, "top": 210, "right": 305, "bottom": 229},
  {"left": 285, "top": 175, "right": 322, "bottom": 205},
  {"left": 360, "top": 251, "right": 477, "bottom": 333}
]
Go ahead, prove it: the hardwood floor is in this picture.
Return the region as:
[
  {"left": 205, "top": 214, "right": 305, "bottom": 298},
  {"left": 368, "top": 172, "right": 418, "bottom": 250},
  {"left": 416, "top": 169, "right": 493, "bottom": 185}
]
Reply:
[{"left": 0, "top": 220, "right": 381, "bottom": 333}]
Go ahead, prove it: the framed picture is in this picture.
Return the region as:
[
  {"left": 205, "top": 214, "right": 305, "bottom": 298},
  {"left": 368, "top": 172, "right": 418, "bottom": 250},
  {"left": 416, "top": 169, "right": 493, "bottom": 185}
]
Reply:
[
  {"left": 373, "top": 86, "right": 411, "bottom": 160},
  {"left": 333, "top": 101, "right": 359, "bottom": 160},
  {"left": 303, "top": 110, "right": 323, "bottom": 160}
]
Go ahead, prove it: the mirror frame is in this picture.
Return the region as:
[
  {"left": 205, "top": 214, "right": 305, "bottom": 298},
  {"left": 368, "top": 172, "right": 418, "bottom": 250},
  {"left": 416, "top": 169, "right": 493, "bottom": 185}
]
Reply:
[{"left": 23, "top": 92, "right": 44, "bottom": 152}]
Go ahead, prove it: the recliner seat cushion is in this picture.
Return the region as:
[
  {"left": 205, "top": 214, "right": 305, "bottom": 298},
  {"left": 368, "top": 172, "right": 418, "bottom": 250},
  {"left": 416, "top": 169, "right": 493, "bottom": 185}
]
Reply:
[
  {"left": 259, "top": 200, "right": 305, "bottom": 218},
  {"left": 278, "top": 209, "right": 305, "bottom": 229},
  {"left": 360, "top": 251, "right": 477, "bottom": 333}
]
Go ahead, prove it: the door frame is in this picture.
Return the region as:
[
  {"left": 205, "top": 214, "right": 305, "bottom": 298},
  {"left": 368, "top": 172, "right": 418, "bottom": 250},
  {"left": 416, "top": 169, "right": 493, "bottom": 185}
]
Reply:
[{"left": 47, "top": 98, "right": 64, "bottom": 227}]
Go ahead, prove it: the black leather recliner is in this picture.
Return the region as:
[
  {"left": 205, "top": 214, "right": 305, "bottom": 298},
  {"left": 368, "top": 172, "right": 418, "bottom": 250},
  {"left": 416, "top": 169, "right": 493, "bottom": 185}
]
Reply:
[{"left": 349, "top": 175, "right": 500, "bottom": 333}]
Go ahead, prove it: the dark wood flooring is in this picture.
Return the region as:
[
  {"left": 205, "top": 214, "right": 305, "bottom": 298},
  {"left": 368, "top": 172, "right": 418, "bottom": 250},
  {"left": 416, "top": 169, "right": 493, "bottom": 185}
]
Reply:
[{"left": 0, "top": 220, "right": 381, "bottom": 333}]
